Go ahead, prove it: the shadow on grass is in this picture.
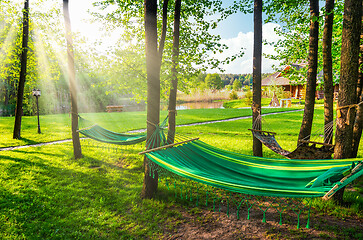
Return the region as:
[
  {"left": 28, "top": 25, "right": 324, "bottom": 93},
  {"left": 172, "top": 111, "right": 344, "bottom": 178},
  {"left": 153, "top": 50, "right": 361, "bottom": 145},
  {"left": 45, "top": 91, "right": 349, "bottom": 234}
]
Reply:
[
  {"left": 0, "top": 148, "right": 149, "bottom": 239},
  {"left": 11, "top": 148, "right": 66, "bottom": 158},
  {"left": 17, "top": 137, "right": 40, "bottom": 146}
]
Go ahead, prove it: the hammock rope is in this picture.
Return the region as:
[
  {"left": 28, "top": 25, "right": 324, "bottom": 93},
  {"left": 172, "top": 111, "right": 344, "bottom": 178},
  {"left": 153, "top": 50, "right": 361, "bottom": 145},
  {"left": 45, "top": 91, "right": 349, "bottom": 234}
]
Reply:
[{"left": 337, "top": 101, "right": 363, "bottom": 125}]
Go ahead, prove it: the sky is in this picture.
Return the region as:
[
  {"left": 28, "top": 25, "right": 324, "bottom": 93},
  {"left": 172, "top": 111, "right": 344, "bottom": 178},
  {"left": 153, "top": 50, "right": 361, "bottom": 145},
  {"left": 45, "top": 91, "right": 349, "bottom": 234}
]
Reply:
[
  {"left": 6, "top": 0, "right": 280, "bottom": 74},
  {"left": 68, "top": 0, "right": 283, "bottom": 74}
]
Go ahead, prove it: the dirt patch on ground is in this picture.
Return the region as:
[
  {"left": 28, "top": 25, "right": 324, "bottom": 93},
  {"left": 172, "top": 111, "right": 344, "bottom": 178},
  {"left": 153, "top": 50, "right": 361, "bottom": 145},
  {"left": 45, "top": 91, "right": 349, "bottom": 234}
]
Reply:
[{"left": 162, "top": 203, "right": 362, "bottom": 239}]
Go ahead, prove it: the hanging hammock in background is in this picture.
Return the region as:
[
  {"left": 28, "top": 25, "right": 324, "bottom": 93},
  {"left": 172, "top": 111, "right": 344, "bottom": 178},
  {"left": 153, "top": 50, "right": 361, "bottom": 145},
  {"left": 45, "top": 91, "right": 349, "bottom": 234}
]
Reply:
[
  {"left": 249, "top": 115, "right": 335, "bottom": 159},
  {"left": 77, "top": 115, "right": 167, "bottom": 146}
]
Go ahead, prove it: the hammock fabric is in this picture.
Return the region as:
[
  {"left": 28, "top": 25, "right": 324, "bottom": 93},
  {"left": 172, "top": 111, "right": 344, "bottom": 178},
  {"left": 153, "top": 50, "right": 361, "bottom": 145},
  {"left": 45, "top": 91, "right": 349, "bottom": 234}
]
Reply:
[
  {"left": 250, "top": 130, "right": 334, "bottom": 159},
  {"left": 144, "top": 139, "right": 362, "bottom": 198},
  {"left": 78, "top": 116, "right": 146, "bottom": 145}
]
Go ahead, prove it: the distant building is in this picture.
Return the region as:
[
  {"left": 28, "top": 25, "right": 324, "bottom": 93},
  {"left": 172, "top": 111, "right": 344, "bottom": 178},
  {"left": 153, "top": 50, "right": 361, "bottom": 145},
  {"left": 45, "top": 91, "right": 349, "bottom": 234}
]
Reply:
[{"left": 262, "top": 63, "right": 339, "bottom": 99}]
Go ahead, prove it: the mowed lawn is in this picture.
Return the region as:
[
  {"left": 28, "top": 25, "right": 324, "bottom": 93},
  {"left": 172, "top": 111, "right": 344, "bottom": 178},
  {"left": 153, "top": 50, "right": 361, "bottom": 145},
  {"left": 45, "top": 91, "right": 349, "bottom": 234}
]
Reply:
[
  {"left": 0, "top": 107, "right": 301, "bottom": 148},
  {"left": 0, "top": 108, "right": 362, "bottom": 239}
]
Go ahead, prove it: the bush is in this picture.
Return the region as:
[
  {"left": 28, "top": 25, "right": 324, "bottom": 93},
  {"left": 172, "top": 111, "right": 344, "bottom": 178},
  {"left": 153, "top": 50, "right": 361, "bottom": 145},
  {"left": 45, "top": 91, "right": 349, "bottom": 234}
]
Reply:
[
  {"left": 0, "top": 104, "right": 15, "bottom": 116},
  {"left": 229, "top": 91, "right": 238, "bottom": 100},
  {"left": 263, "top": 84, "right": 285, "bottom": 99},
  {"left": 243, "top": 89, "right": 253, "bottom": 106}
]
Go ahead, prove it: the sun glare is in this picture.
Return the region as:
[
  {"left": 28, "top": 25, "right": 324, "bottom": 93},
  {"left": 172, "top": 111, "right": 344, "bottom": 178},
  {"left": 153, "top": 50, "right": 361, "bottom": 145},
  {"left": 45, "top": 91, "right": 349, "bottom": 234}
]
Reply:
[{"left": 1, "top": 0, "right": 138, "bottom": 131}]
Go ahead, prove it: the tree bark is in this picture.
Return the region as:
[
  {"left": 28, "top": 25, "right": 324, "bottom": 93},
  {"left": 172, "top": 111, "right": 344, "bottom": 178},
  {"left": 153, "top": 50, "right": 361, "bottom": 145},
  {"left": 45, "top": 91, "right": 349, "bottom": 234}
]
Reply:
[
  {"left": 351, "top": 12, "right": 363, "bottom": 158},
  {"left": 63, "top": 0, "right": 82, "bottom": 159},
  {"left": 298, "top": 0, "right": 319, "bottom": 144},
  {"left": 4, "top": 79, "right": 9, "bottom": 106},
  {"left": 13, "top": 0, "right": 29, "bottom": 139},
  {"left": 323, "top": 0, "right": 335, "bottom": 144},
  {"left": 334, "top": 0, "right": 361, "bottom": 160},
  {"left": 141, "top": 0, "right": 159, "bottom": 199},
  {"left": 352, "top": 95, "right": 363, "bottom": 158},
  {"left": 167, "top": 0, "right": 181, "bottom": 144},
  {"left": 252, "top": 0, "right": 263, "bottom": 157}
]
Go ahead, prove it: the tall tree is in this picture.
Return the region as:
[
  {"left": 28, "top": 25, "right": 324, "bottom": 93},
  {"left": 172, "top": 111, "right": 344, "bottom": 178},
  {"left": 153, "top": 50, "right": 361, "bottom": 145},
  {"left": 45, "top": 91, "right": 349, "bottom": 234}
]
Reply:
[
  {"left": 334, "top": 0, "right": 361, "bottom": 159},
  {"left": 141, "top": 0, "right": 161, "bottom": 199},
  {"left": 252, "top": 0, "right": 262, "bottom": 157},
  {"left": 91, "top": 0, "right": 244, "bottom": 102},
  {"left": 298, "top": 0, "right": 319, "bottom": 144},
  {"left": 13, "top": 0, "right": 29, "bottom": 139},
  {"left": 205, "top": 73, "right": 223, "bottom": 90},
  {"left": 347, "top": 4, "right": 363, "bottom": 158},
  {"left": 167, "top": 0, "right": 181, "bottom": 144},
  {"left": 322, "top": 0, "right": 335, "bottom": 144},
  {"left": 63, "top": 0, "right": 82, "bottom": 159}
]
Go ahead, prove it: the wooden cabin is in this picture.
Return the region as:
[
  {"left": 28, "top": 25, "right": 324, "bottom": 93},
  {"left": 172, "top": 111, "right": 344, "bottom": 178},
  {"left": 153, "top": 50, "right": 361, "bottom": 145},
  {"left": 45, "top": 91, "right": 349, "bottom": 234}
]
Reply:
[
  {"left": 262, "top": 65, "right": 305, "bottom": 99},
  {"left": 262, "top": 64, "right": 339, "bottom": 99}
]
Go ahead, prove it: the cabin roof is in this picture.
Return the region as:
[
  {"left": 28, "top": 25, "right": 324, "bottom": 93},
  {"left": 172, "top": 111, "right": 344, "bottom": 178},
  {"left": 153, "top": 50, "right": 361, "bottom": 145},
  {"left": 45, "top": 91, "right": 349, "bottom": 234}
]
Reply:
[
  {"left": 262, "top": 64, "right": 304, "bottom": 86},
  {"left": 262, "top": 71, "right": 294, "bottom": 86}
]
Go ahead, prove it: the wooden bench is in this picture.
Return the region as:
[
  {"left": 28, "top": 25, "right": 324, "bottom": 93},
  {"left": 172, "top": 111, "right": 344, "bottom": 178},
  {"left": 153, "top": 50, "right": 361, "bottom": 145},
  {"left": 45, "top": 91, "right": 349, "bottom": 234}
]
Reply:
[{"left": 106, "top": 105, "right": 123, "bottom": 113}]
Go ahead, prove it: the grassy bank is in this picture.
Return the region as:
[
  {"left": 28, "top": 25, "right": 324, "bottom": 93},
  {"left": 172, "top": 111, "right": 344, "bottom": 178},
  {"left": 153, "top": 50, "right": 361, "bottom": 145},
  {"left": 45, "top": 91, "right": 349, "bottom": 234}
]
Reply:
[{"left": 0, "top": 109, "right": 362, "bottom": 239}]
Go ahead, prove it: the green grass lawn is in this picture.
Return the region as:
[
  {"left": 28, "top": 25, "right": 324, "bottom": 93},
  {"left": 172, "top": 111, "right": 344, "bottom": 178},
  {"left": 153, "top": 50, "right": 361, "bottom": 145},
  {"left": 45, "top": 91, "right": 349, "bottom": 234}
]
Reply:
[
  {"left": 0, "top": 108, "right": 362, "bottom": 239},
  {"left": 0, "top": 107, "right": 300, "bottom": 148}
]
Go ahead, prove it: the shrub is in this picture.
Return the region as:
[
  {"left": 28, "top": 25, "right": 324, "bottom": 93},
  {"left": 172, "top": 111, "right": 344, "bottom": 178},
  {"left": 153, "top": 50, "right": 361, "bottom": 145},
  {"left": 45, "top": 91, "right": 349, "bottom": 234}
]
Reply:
[
  {"left": 243, "top": 89, "right": 253, "bottom": 106},
  {"left": 229, "top": 91, "right": 238, "bottom": 100}
]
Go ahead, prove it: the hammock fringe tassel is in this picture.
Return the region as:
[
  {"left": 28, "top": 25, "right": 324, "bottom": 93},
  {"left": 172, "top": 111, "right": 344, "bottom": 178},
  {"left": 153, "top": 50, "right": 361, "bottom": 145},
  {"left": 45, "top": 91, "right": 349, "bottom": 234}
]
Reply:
[{"left": 149, "top": 160, "right": 312, "bottom": 229}]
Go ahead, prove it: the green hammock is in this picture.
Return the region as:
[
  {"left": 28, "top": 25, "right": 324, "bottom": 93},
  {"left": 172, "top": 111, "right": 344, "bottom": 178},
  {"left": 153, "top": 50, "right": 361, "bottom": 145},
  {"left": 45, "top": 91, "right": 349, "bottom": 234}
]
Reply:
[
  {"left": 78, "top": 115, "right": 168, "bottom": 146},
  {"left": 77, "top": 116, "right": 147, "bottom": 145},
  {"left": 144, "top": 139, "right": 363, "bottom": 198}
]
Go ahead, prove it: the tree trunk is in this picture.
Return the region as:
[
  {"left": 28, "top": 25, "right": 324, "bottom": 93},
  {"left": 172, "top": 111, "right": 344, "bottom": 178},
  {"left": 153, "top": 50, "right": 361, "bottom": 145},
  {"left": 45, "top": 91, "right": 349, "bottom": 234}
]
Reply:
[
  {"left": 298, "top": 0, "right": 319, "bottom": 144},
  {"left": 323, "top": 0, "right": 335, "bottom": 144},
  {"left": 351, "top": 13, "right": 363, "bottom": 158},
  {"left": 334, "top": 0, "right": 361, "bottom": 159},
  {"left": 63, "top": 0, "right": 82, "bottom": 159},
  {"left": 252, "top": 0, "right": 263, "bottom": 157},
  {"left": 4, "top": 81, "right": 9, "bottom": 106},
  {"left": 167, "top": 0, "right": 181, "bottom": 144},
  {"left": 13, "top": 0, "right": 29, "bottom": 139},
  {"left": 352, "top": 94, "right": 363, "bottom": 158},
  {"left": 141, "top": 0, "right": 159, "bottom": 199}
]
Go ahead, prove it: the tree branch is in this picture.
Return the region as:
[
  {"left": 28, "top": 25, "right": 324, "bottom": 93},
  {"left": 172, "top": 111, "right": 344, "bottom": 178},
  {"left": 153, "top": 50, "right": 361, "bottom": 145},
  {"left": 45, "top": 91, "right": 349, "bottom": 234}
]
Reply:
[{"left": 158, "top": 0, "right": 169, "bottom": 60}]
